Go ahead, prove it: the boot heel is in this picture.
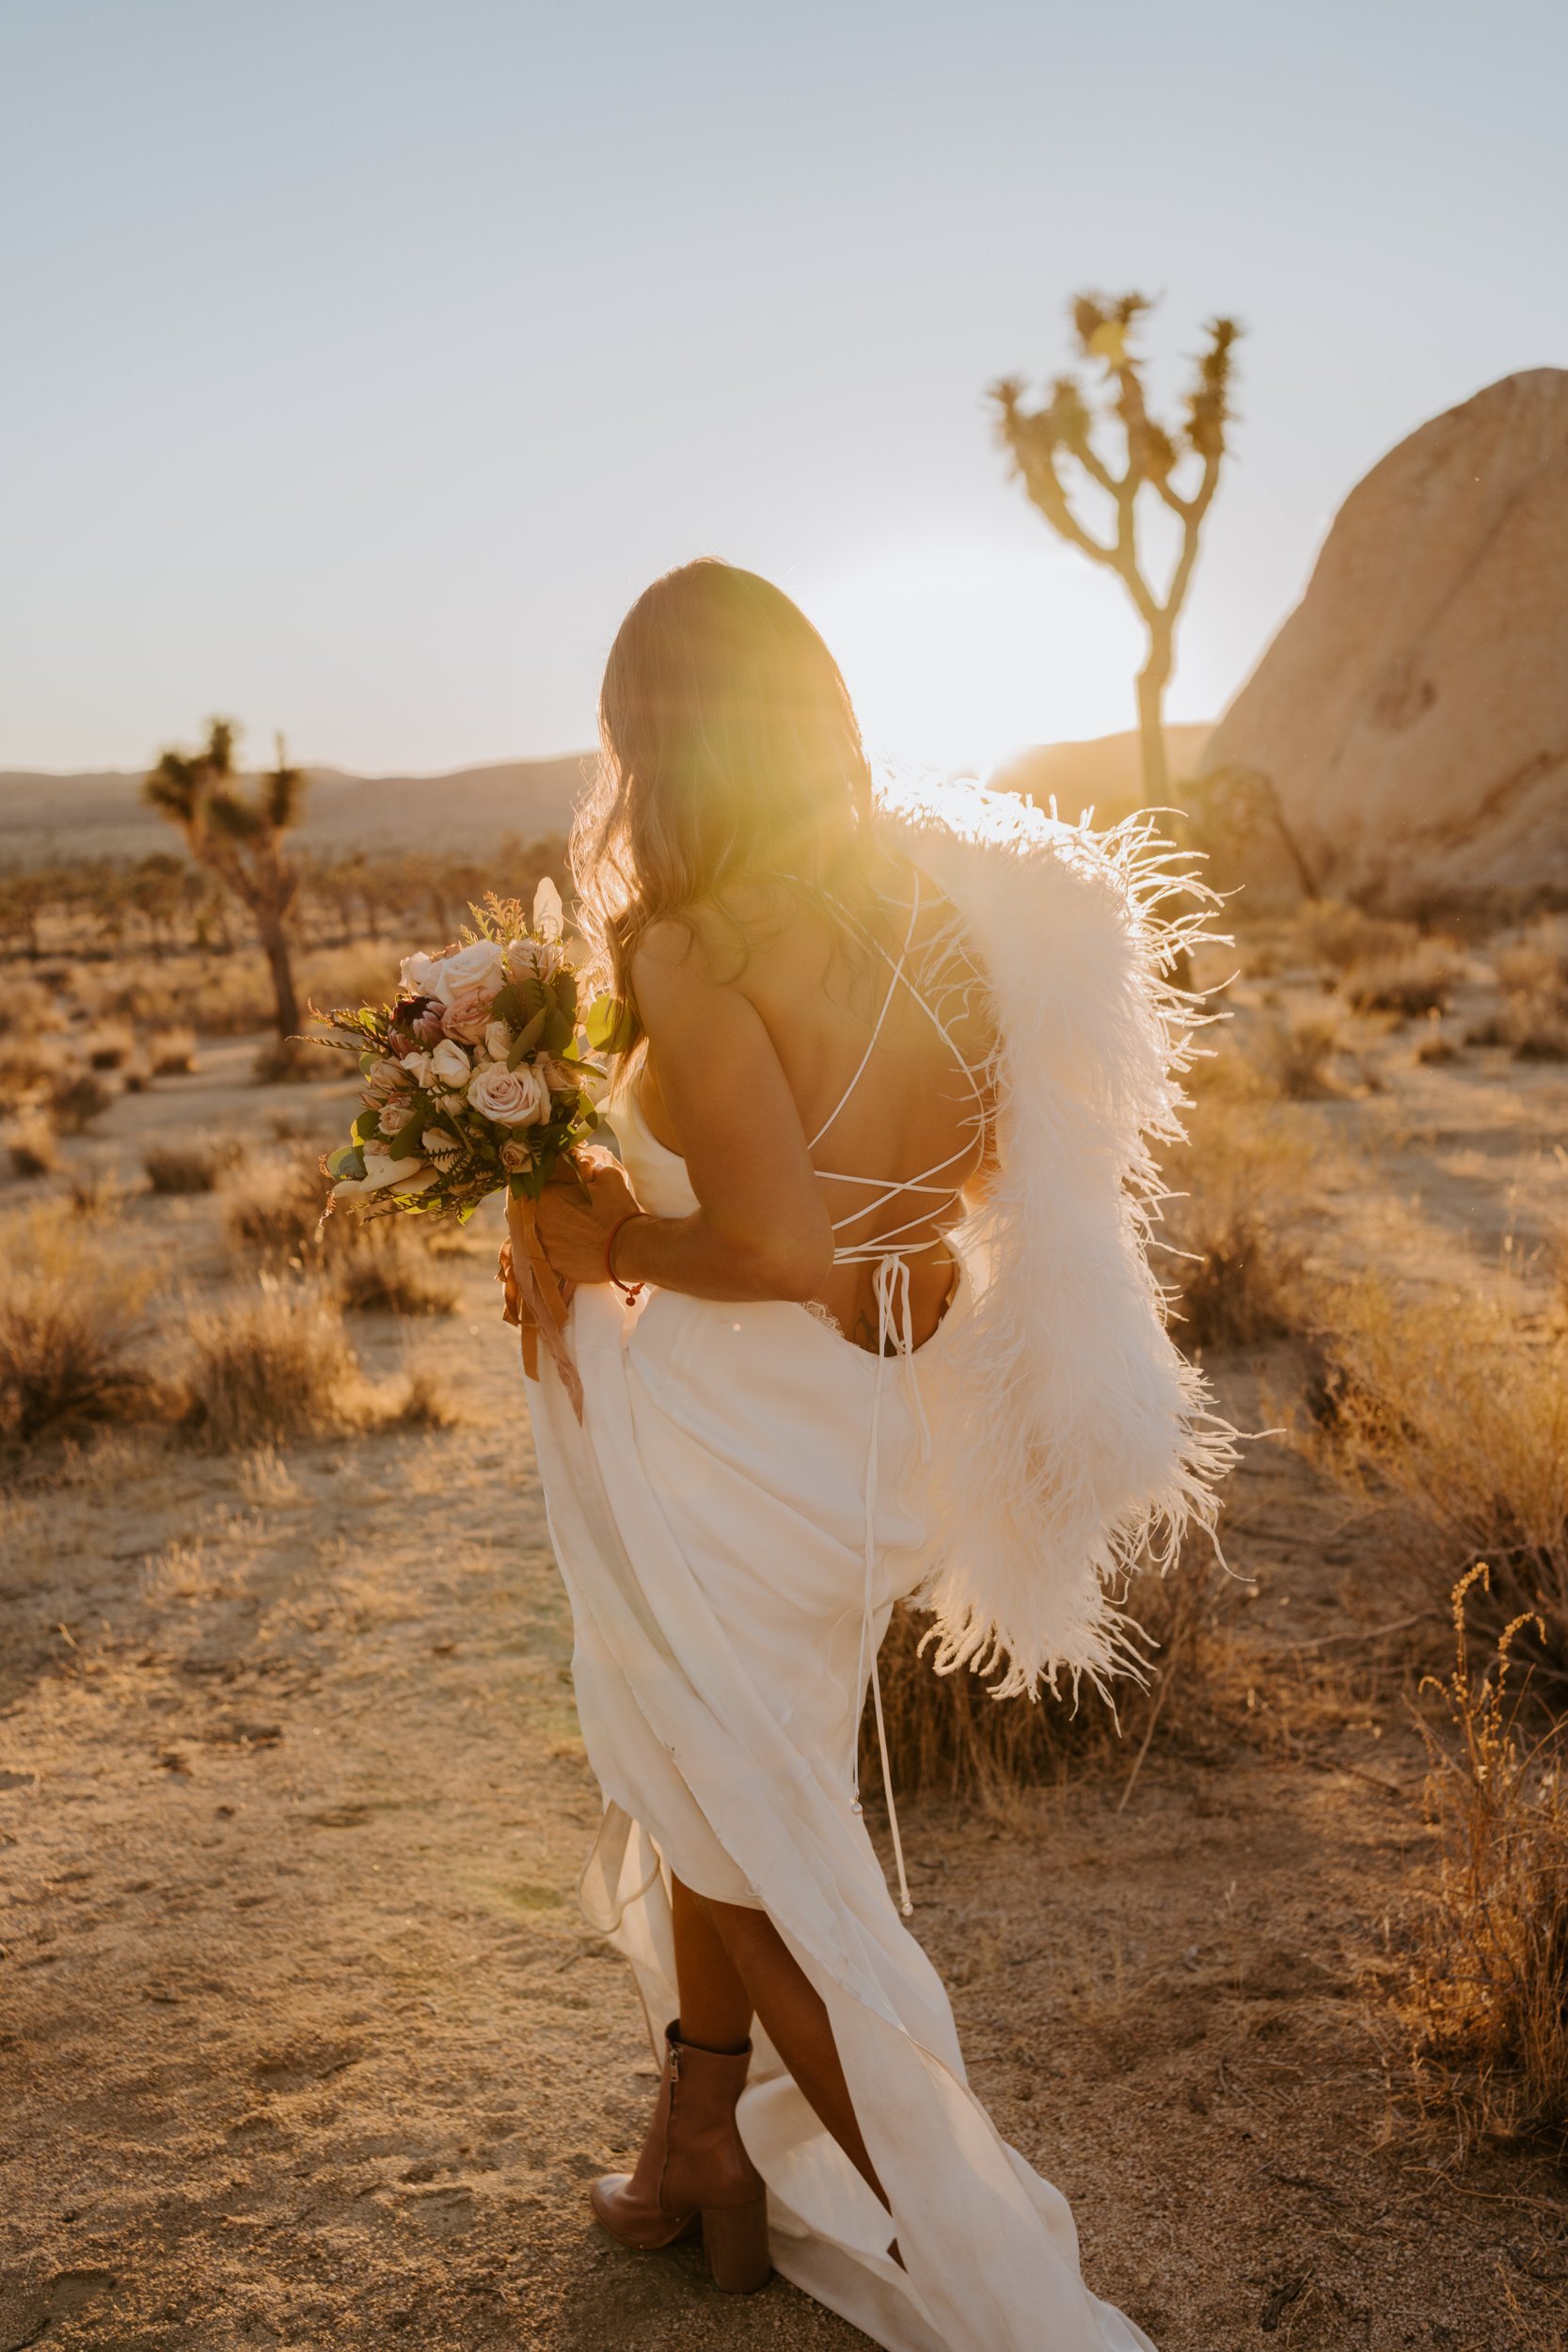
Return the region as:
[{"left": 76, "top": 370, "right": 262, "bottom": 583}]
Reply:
[{"left": 702, "top": 2194, "right": 770, "bottom": 2294}]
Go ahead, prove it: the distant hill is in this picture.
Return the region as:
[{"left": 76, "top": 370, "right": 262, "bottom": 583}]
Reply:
[
  {"left": 989, "top": 724, "right": 1212, "bottom": 824},
  {"left": 0, "top": 755, "right": 592, "bottom": 868},
  {"left": 0, "top": 730, "right": 1222, "bottom": 872}
]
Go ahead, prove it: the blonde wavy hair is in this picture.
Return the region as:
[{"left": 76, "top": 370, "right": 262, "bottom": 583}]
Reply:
[{"left": 572, "top": 559, "right": 884, "bottom": 1047}]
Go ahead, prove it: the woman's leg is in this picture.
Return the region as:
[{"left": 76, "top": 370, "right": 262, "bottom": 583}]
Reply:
[
  {"left": 674, "top": 1877, "right": 888, "bottom": 2210},
  {"left": 671, "top": 1873, "right": 753, "bottom": 2052}
]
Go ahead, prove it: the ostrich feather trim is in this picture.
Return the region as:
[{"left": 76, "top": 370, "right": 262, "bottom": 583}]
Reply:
[{"left": 876, "top": 773, "right": 1238, "bottom": 1702}]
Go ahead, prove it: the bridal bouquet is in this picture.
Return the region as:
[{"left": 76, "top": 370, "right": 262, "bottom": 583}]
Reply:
[{"left": 317, "top": 880, "right": 627, "bottom": 1406}]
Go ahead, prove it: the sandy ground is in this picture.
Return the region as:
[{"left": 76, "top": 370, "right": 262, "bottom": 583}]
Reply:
[{"left": 4, "top": 999, "right": 1568, "bottom": 2352}]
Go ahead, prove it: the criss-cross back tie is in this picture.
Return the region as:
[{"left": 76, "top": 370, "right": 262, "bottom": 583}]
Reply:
[{"left": 804, "top": 875, "right": 989, "bottom": 1916}]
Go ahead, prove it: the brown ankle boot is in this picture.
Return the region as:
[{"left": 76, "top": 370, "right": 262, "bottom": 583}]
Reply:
[{"left": 591, "top": 2021, "right": 770, "bottom": 2294}]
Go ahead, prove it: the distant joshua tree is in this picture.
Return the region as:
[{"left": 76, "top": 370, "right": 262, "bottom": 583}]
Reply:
[
  {"left": 144, "top": 719, "right": 306, "bottom": 1037},
  {"left": 992, "top": 294, "right": 1241, "bottom": 806}
]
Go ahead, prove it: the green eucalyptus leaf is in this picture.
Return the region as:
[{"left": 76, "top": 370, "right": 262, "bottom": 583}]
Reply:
[
  {"left": 586, "top": 993, "right": 635, "bottom": 1055},
  {"left": 388, "top": 1113, "right": 428, "bottom": 1161},
  {"left": 543, "top": 1008, "right": 573, "bottom": 1055},
  {"left": 507, "top": 1008, "right": 548, "bottom": 1063}
]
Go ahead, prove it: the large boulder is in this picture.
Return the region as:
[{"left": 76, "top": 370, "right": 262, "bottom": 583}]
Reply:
[{"left": 1200, "top": 368, "right": 1568, "bottom": 908}]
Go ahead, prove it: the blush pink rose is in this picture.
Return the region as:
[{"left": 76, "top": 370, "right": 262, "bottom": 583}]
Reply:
[
  {"left": 440, "top": 982, "right": 493, "bottom": 1043},
  {"left": 467, "top": 1063, "right": 551, "bottom": 1127}
]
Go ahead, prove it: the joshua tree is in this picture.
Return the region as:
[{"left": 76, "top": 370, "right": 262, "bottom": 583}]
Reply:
[
  {"left": 992, "top": 294, "right": 1241, "bottom": 805},
  {"left": 144, "top": 718, "right": 306, "bottom": 1037}
]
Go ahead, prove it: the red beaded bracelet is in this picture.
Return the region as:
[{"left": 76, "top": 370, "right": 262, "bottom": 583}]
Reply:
[{"left": 605, "top": 1210, "right": 651, "bottom": 1299}]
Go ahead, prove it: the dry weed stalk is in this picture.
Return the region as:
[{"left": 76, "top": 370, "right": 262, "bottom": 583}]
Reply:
[
  {"left": 1394, "top": 1567, "right": 1568, "bottom": 2153},
  {"left": 1307, "top": 1279, "right": 1568, "bottom": 1675},
  {"left": 1153, "top": 1090, "right": 1313, "bottom": 1351}
]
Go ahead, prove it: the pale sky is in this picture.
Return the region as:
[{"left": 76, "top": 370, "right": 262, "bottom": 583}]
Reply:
[{"left": 3, "top": 0, "right": 1564, "bottom": 779}]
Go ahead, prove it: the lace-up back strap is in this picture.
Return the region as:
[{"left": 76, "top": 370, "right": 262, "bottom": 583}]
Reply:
[{"left": 805, "top": 873, "right": 988, "bottom": 1265}]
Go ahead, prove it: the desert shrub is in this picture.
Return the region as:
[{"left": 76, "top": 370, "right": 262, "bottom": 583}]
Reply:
[
  {"left": 0, "top": 1037, "right": 72, "bottom": 1110},
  {"left": 1342, "top": 943, "right": 1458, "bottom": 1020},
  {"left": 150, "top": 1026, "right": 198, "bottom": 1076},
  {"left": 253, "top": 1032, "right": 337, "bottom": 1085},
  {"left": 867, "top": 1559, "right": 1236, "bottom": 1803},
  {"left": 6, "top": 1112, "right": 60, "bottom": 1179},
  {"left": 1306, "top": 1279, "right": 1568, "bottom": 1678},
  {"left": 224, "top": 1152, "right": 328, "bottom": 1255},
  {"left": 1391, "top": 1569, "right": 1568, "bottom": 2152},
  {"left": 1296, "top": 899, "right": 1418, "bottom": 977},
  {"left": 1153, "top": 1094, "right": 1312, "bottom": 1351},
  {"left": 143, "top": 1145, "right": 221, "bottom": 1196},
  {"left": 225, "top": 1154, "right": 456, "bottom": 1312},
  {"left": 83, "top": 1021, "right": 135, "bottom": 1071},
  {"left": 49, "top": 1070, "right": 113, "bottom": 1133},
  {"left": 331, "top": 1220, "right": 459, "bottom": 1315},
  {"left": 1255, "top": 1009, "right": 1339, "bottom": 1100},
  {"left": 0, "top": 1216, "right": 158, "bottom": 1441},
  {"left": 300, "top": 942, "right": 407, "bottom": 1013},
  {"left": 390, "top": 1364, "right": 461, "bottom": 1428},
  {"left": 180, "top": 1279, "right": 356, "bottom": 1448},
  {"left": 1497, "top": 942, "right": 1565, "bottom": 1002}
]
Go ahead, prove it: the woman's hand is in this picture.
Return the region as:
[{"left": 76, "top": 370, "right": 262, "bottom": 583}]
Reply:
[{"left": 510, "top": 1149, "right": 643, "bottom": 1288}]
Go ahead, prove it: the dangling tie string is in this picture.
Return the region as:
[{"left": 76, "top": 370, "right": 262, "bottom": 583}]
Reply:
[{"left": 848, "top": 1253, "right": 915, "bottom": 1919}]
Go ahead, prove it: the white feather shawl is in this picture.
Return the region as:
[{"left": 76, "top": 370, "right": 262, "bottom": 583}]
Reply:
[{"left": 877, "top": 774, "right": 1235, "bottom": 1701}]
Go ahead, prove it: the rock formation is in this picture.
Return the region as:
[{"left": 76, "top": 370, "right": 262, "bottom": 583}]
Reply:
[{"left": 1199, "top": 368, "right": 1568, "bottom": 907}]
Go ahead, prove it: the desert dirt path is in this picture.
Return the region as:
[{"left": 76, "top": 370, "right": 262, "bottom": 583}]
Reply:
[{"left": 4, "top": 1043, "right": 1568, "bottom": 2350}]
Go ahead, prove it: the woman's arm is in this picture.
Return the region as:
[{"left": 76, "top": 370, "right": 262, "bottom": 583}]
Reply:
[{"left": 527, "top": 918, "right": 834, "bottom": 1304}]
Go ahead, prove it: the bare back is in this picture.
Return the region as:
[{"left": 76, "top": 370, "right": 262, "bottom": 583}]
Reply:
[{"left": 636, "top": 859, "right": 997, "bottom": 1353}]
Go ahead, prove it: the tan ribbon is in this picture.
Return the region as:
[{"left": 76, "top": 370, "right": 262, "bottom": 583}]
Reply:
[{"left": 508, "top": 1194, "right": 584, "bottom": 1422}]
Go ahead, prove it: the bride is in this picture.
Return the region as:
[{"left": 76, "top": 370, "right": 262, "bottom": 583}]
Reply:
[{"left": 502, "top": 558, "right": 1229, "bottom": 2351}]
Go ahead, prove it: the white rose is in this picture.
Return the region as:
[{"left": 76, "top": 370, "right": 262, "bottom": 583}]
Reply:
[
  {"left": 506, "top": 935, "right": 564, "bottom": 985},
  {"left": 428, "top": 1038, "right": 472, "bottom": 1091},
  {"left": 399, "top": 950, "right": 441, "bottom": 997},
  {"left": 483, "top": 1019, "right": 513, "bottom": 1063},
  {"left": 430, "top": 939, "right": 505, "bottom": 1006},
  {"left": 332, "top": 1146, "right": 438, "bottom": 1201},
  {"left": 400, "top": 1048, "right": 433, "bottom": 1089},
  {"left": 467, "top": 1062, "right": 551, "bottom": 1127},
  {"left": 363, "top": 1056, "right": 404, "bottom": 1102}
]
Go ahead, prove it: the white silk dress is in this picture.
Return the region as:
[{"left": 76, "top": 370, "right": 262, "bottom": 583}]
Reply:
[{"left": 525, "top": 896, "right": 1157, "bottom": 2352}]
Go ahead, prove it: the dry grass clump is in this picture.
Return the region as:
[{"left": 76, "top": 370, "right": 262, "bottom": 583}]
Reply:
[
  {"left": 6, "top": 1111, "right": 60, "bottom": 1179},
  {"left": 225, "top": 1153, "right": 458, "bottom": 1313},
  {"left": 1391, "top": 1568, "right": 1568, "bottom": 2153},
  {"left": 1153, "top": 1092, "right": 1314, "bottom": 1351},
  {"left": 1341, "top": 942, "right": 1458, "bottom": 1020},
  {"left": 1475, "top": 922, "right": 1568, "bottom": 1061},
  {"left": 150, "top": 1025, "right": 198, "bottom": 1076},
  {"left": 1306, "top": 1279, "right": 1568, "bottom": 1679},
  {"left": 83, "top": 1020, "right": 135, "bottom": 1071},
  {"left": 49, "top": 1070, "right": 114, "bottom": 1133},
  {"left": 180, "top": 1279, "right": 357, "bottom": 1448},
  {"left": 1254, "top": 1009, "right": 1341, "bottom": 1100},
  {"left": 252, "top": 1032, "right": 338, "bottom": 1085},
  {"left": 224, "top": 1152, "right": 328, "bottom": 1255},
  {"left": 868, "top": 1560, "right": 1238, "bottom": 1803},
  {"left": 1296, "top": 898, "right": 1418, "bottom": 977},
  {"left": 0, "top": 1212, "right": 160, "bottom": 1443},
  {"left": 330, "top": 1221, "right": 460, "bottom": 1315},
  {"left": 143, "top": 1144, "right": 221, "bottom": 1195}
]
